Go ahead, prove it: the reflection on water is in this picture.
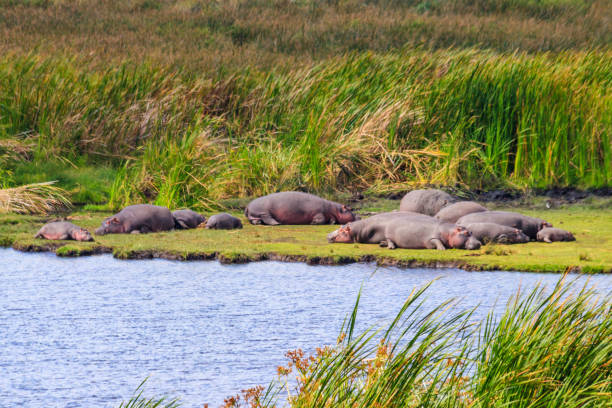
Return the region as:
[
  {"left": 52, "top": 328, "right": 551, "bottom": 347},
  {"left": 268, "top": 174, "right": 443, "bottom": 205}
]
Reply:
[{"left": 0, "top": 248, "right": 610, "bottom": 407}]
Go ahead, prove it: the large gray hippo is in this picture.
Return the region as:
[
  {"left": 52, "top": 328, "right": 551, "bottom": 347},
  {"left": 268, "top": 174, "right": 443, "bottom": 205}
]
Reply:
[
  {"left": 327, "top": 211, "right": 435, "bottom": 244},
  {"left": 328, "top": 212, "right": 480, "bottom": 250},
  {"left": 206, "top": 213, "right": 243, "bottom": 229},
  {"left": 245, "top": 192, "right": 357, "bottom": 225},
  {"left": 464, "top": 222, "right": 530, "bottom": 245},
  {"left": 383, "top": 219, "right": 480, "bottom": 250},
  {"left": 35, "top": 221, "right": 93, "bottom": 241},
  {"left": 456, "top": 211, "right": 552, "bottom": 240},
  {"left": 95, "top": 204, "right": 174, "bottom": 235},
  {"left": 399, "top": 189, "right": 457, "bottom": 216},
  {"left": 172, "top": 209, "right": 206, "bottom": 229},
  {"left": 537, "top": 227, "right": 575, "bottom": 243},
  {"left": 434, "top": 201, "right": 487, "bottom": 223}
]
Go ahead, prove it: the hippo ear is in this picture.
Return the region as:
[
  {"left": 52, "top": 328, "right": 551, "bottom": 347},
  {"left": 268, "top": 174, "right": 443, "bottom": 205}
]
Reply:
[
  {"left": 110, "top": 217, "right": 120, "bottom": 224},
  {"left": 341, "top": 205, "right": 349, "bottom": 212}
]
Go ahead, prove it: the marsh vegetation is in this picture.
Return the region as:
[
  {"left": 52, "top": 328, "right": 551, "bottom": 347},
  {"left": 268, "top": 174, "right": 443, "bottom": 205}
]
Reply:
[{"left": 0, "top": 0, "right": 610, "bottom": 210}]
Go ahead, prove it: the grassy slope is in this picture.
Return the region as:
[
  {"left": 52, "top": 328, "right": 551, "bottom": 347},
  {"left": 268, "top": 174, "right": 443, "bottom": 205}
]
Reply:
[{"left": 2, "top": 201, "right": 611, "bottom": 273}]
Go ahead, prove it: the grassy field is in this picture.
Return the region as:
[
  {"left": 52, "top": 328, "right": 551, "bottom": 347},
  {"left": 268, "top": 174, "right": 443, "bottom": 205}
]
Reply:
[{"left": 2, "top": 199, "right": 611, "bottom": 273}]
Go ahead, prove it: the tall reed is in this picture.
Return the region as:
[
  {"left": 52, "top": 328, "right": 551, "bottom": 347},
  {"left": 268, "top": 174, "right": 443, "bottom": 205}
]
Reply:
[
  {"left": 262, "top": 277, "right": 611, "bottom": 407},
  {"left": 1, "top": 50, "right": 610, "bottom": 209}
]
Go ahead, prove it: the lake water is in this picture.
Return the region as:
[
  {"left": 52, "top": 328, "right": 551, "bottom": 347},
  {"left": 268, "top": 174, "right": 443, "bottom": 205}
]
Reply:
[{"left": 1, "top": 248, "right": 610, "bottom": 407}]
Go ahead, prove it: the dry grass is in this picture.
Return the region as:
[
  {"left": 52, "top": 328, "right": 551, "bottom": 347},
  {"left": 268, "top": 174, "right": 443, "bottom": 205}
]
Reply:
[
  {"left": 0, "top": 181, "right": 73, "bottom": 215},
  {"left": 0, "top": 0, "right": 609, "bottom": 72}
]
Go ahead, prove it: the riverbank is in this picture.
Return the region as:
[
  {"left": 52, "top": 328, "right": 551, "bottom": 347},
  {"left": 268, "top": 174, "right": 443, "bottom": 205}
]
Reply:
[{"left": 2, "top": 198, "right": 610, "bottom": 273}]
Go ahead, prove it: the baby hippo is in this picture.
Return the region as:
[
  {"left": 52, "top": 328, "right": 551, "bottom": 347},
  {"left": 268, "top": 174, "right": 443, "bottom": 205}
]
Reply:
[
  {"left": 206, "top": 213, "right": 243, "bottom": 230},
  {"left": 35, "top": 221, "right": 93, "bottom": 242},
  {"left": 537, "top": 227, "right": 575, "bottom": 243},
  {"left": 465, "top": 223, "right": 530, "bottom": 245},
  {"left": 172, "top": 209, "right": 206, "bottom": 229}
]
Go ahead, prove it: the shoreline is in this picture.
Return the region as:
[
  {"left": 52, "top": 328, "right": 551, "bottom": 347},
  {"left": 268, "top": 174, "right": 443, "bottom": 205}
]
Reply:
[
  {"left": 1, "top": 198, "right": 610, "bottom": 274},
  {"left": 1, "top": 238, "right": 601, "bottom": 274}
]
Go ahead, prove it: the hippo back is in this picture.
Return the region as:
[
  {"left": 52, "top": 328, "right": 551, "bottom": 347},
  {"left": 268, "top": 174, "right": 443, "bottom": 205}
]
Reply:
[
  {"left": 457, "top": 211, "right": 550, "bottom": 239},
  {"left": 435, "top": 201, "right": 487, "bottom": 223},
  {"left": 399, "top": 189, "right": 457, "bottom": 216}
]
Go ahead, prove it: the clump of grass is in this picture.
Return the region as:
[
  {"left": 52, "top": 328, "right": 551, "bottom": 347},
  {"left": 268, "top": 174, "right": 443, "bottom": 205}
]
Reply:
[
  {"left": 117, "top": 378, "right": 181, "bottom": 408},
  {"left": 0, "top": 181, "right": 72, "bottom": 215},
  {"left": 263, "top": 277, "right": 611, "bottom": 407}
]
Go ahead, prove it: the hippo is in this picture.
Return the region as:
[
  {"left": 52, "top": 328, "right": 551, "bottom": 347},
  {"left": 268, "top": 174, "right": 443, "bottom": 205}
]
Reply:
[
  {"left": 245, "top": 192, "right": 357, "bottom": 225},
  {"left": 434, "top": 201, "right": 487, "bottom": 223},
  {"left": 399, "top": 189, "right": 457, "bottom": 216},
  {"left": 327, "top": 211, "right": 435, "bottom": 244},
  {"left": 206, "top": 213, "right": 243, "bottom": 229},
  {"left": 464, "top": 223, "right": 530, "bottom": 245},
  {"left": 95, "top": 204, "right": 174, "bottom": 235},
  {"left": 537, "top": 227, "right": 575, "bottom": 243},
  {"left": 35, "top": 221, "right": 93, "bottom": 242},
  {"left": 172, "top": 209, "right": 206, "bottom": 229},
  {"left": 383, "top": 219, "right": 480, "bottom": 250},
  {"left": 456, "top": 211, "right": 552, "bottom": 240}
]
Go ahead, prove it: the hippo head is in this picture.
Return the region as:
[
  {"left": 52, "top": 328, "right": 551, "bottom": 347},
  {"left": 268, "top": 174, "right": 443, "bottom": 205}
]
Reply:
[
  {"left": 327, "top": 224, "right": 353, "bottom": 243},
  {"left": 334, "top": 205, "right": 358, "bottom": 225},
  {"left": 464, "top": 235, "right": 482, "bottom": 250},
  {"left": 498, "top": 228, "right": 529, "bottom": 244},
  {"left": 73, "top": 228, "right": 94, "bottom": 242},
  {"left": 95, "top": 217, "right": 125, "bottom": 235},
  {"left": 445, "top": 225, "right": 474, "bottom": 249}
]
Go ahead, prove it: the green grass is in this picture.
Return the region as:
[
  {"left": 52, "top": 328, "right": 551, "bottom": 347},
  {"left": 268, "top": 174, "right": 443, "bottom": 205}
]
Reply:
[
  {"left": 3, "top": 201, "right": 611, "bottom": 273},
  {"left": 262, "top": 277, "right": 612, "bottom": 407},
  {"left": 1, "top": 50, "right": 609, "bottom": 209}
]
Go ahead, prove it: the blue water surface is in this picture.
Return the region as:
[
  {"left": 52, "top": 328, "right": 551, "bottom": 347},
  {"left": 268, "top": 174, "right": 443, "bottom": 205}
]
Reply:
[{"left": 0, "top": 248, "right": 610, "bottom": 407}]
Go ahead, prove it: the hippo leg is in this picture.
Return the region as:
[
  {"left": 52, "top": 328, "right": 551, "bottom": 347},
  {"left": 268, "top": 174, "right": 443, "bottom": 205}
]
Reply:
[
  {"left": 387, "top": 240, "right": 397, "bottom": 249},
  {"left": 543, "top": 236, "right": 552, "bottom": 243},
  {"left": 140, "top": 226, "right": 152, "bottom": 234},
  {"left": 379, "top": 240, "right": 388, "bottom": 247},
  {"left": 35, "top": 232, "right": 43, "bottom": 239},
  {"left": 130, "top": 230, "right": 141, "bottom": 234},
  {"left": 177, "top": 220, "right": 190, "bottom": 229},
  {"left": 311, "top": 213, "right": 327, "bottom": 225},
  {"left": 428, "top": 239, "right": 446, "bottom": 250},
  {"left": 260, "top": 214, "right": 280, "bottom": 225}
]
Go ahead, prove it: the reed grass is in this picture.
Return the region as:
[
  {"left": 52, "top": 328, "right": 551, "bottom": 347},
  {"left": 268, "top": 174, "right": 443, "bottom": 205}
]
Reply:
[
  {"left": 0, "top": 181, "right": 73, "bottom": 215},
  {"left": 1, "top": 50, "right": 609, "bottom": 209},
  {"left": 262, "top": 277, "right": 612, "bottom": 407}
]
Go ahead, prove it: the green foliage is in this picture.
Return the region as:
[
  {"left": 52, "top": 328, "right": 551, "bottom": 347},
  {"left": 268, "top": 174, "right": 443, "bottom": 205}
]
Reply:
[
  {"left": 267, "top": 278, "right": 611, "bottom": 407},
  {"left": 1, "top": 51, "right": 609, "bottom": 209}
]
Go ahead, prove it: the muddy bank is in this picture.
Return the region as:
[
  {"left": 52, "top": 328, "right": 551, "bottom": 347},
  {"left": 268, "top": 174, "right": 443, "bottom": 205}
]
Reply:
[{"left": 4, "top": 241, "right": 598, "bottom": 274}]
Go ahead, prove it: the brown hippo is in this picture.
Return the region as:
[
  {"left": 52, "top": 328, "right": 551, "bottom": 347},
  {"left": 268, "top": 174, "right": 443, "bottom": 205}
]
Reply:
[
  {"left": 35, "top": 221, "right": 93, "bottom": 242},
  {"left": 172, "top": 209, "right": 206, "bottom": 229},
  {"left": 399, "top": 189, "right": 457, "bottom": 216},
  {"left": 434, "top": 201, "right": 487, "bottom": 223},
  {"left": 383, "top": 219, "right": 480, "bottom": 250},
  {"left": 327, "top": 211, "right": 435, "bottom": 244},
  {"left": 95, "top": 204, "right": 174, "bottom": 235},
  {"left": 206, "top": 213, "right": 243, "bottom": 229},
  {"left": 456, "top": 211, "right": 552, "bottom": 240},
  {"left": 537, "top": 227, "right": 575, "bottom": 243},
  {"left": 464, "top": 223, "right": 530, "bottom": 245},
  {"left": 245, "top": 192, "right": 357, "bottom": 225}
]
